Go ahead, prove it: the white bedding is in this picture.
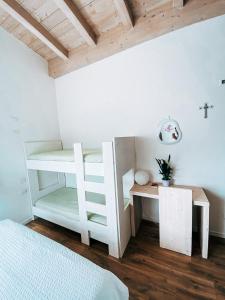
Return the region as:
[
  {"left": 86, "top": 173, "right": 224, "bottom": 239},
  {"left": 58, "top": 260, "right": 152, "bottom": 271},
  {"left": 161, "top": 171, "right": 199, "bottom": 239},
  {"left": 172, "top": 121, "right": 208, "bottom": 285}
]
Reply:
[
  {"left": 0, "top": 219, "right": 128, "bottom": 300},
  {"left": 28, "top": 149, "right": 102, "bottom": 163},
  {"left": 35, "top": 188, "right": 107, "bottom": 225}
]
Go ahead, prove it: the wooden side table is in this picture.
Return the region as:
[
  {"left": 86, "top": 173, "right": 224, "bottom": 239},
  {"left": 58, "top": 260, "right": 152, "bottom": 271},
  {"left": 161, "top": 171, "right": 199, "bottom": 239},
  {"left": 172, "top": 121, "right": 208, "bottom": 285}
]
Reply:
[{"left": 130, "top": 183, "right": 210, "bottom": 259}]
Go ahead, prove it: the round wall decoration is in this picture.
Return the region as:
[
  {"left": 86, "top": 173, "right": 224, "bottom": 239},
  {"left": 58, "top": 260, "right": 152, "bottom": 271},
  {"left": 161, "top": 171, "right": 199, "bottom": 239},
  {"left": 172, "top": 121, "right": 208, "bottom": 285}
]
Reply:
[{"left": 158, "top": 118, "right": 182, "bottom": 145}]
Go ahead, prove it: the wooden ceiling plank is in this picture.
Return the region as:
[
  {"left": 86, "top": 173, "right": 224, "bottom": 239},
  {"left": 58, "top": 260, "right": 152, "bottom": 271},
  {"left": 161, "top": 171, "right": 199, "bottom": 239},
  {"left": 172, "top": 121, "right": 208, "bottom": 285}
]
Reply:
[
  {"left": 31, "top": 1, "right": 58, "bottom": 23},
  {"left": 1, "top": 14, "right": 17, "bottom": 31},
  {"left": 20, "top": 30, "right": 37, "bottom": 45},
  {"left": 127, "top": 0, "right": 171, "bottom": 19},
  {"left": 40, "top": 9, "right": 66, "bottom": 32},
  {"left": 53, "top": 0, "right": 97, "bottom": 46},
  {"left": 16, "top": 0, "right": 47, "bottom": 18},
  {"left": 173, "top": 0, "right": 184, "bottom": 8},
  {"left": 12, "top": 23, "right": 29, "bottom": 39},
  {"left": 113, "top": 0, "right": 134, "bottom": 27},
  {"left": 36, "top": 44, "right": 57, "bottom": 61},
  {"left": 8, "top": 1, "right": 58, "bottom": 48},
  {"left": 23, "top": 9, "right": 66, "bottom": 49},
  {"left": 0, "top": 0, "right": 68, "bottom": 59},
  {"left": 0, "top": 8, "right": 8, "bottom": 24}
]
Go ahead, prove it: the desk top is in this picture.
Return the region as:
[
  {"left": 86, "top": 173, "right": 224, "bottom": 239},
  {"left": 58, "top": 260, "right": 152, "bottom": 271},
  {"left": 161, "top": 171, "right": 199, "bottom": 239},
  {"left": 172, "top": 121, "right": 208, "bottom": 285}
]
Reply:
[{"left": 130, "top": 183, "right": 209, "bottom": 207}]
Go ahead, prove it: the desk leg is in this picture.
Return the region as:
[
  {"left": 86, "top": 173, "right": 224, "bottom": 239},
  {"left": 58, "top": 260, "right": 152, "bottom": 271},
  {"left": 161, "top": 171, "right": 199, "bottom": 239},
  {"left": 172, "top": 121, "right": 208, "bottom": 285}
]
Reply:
[
  {"left": 130, "top": 195, "right": 142, "bottom": 237},
  {"left": 131, "top": 202, "right": 136, "bottom": 237},
  {"left": 200, "top": 205, "right": 209, "bottom": 259}
]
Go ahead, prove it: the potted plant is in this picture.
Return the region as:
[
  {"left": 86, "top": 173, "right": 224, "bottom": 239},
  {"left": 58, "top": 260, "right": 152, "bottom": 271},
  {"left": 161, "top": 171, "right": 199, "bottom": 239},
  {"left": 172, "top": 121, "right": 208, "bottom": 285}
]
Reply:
[{"left": 156, "top": 155, "right": 173, "bottom": 187}]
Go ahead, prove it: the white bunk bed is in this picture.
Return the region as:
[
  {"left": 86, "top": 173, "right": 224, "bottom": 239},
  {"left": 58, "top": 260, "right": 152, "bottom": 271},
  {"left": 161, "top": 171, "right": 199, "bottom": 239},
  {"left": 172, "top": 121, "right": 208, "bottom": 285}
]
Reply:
[{"left": 25, "top": 137, "right": 136, "bottom": 258}]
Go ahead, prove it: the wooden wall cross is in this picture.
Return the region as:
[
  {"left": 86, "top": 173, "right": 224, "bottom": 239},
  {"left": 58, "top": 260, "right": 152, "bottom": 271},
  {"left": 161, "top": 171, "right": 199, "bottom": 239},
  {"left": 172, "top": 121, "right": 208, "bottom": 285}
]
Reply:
[{"left": 199, "top": 103, "right": 214, "bottom": 119}]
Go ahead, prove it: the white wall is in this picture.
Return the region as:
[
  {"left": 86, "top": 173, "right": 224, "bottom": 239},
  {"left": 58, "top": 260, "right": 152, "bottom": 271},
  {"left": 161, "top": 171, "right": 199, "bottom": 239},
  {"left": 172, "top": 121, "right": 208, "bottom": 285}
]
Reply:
[
  {"left": 0, "top": 28, "right": 60, "bottom": 223},
  {"left": 55, "top": 15, "right": 225, "bottom": 238}
]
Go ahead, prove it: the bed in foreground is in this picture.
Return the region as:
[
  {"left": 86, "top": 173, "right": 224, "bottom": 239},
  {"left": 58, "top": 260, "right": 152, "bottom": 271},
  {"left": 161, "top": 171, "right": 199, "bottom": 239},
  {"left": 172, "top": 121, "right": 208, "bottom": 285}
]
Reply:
[{"left": 0, "top": 219, "right": 128, "bottom": 300}]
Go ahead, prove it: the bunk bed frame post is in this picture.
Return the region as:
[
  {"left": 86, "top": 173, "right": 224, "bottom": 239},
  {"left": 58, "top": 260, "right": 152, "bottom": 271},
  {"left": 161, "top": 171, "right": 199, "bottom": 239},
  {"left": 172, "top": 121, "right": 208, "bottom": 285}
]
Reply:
[
  {"left": 26, "top": 169, "right": 39, "bottom": 220},
  {"left": 27, "top": 170, "right": 39, "bottom": 205},
  {"left": 74, "top": 143, "right": 90, "bottom": 246},
  {"left": 113, "top": 137, "right": 136, "bottom": 257},
  {"left": 103, "top": 142, "right": 120, "bottom": 258}
]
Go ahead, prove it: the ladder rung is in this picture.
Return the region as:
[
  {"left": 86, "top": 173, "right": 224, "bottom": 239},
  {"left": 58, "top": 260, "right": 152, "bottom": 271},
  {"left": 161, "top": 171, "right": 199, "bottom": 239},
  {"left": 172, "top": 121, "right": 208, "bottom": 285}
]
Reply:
[
  {"left": 87, "top": 220, "right": 108, "bottom": 233},
  {"left": 84, "top": 163, "right": 104, "bottom": 176},
  {"left": 85, "top": 201, "right": 107, "bottom": 216},
  {"left": 84, "top": 182, "right": 105, "bottom": 194}
]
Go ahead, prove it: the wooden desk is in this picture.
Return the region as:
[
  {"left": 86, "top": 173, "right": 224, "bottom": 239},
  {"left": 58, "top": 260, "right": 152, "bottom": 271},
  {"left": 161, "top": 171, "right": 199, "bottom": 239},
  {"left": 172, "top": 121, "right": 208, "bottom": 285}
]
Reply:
[{"left": 130, "top": 184, "right": 210, "bottom": 259}]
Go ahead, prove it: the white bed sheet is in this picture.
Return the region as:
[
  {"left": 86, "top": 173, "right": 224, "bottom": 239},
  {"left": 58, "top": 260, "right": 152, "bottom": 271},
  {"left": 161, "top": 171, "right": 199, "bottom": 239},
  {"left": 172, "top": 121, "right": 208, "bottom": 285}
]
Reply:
[
  {"left": 0, "top": 219, "right": 128, "bottom": 300},
  {"left": 28, "top": 149, "right": 102, "bottom": 163},
  {"left": 35, "top": 187, "right": 107, "bottom": 225}
]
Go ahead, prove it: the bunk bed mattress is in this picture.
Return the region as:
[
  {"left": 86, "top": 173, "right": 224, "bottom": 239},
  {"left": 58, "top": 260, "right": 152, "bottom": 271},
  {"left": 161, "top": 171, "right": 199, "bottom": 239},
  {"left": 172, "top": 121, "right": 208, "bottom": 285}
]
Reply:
[
  {"left": 0, "top": 219, "right": 128, "bottom": 300},
  {"left": 35, "top": 188, "right": 107, "bottom": 225},
  {"left": 28, "top": 149, "right": 102, "bottom": 163}
]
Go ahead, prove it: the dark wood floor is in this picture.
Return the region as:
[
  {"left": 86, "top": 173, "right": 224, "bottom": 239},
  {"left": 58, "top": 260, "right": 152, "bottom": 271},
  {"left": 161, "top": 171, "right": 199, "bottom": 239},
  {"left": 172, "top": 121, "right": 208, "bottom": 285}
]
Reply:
[{"left": 27, "top": 219, "right": 225, "bottom": 300}]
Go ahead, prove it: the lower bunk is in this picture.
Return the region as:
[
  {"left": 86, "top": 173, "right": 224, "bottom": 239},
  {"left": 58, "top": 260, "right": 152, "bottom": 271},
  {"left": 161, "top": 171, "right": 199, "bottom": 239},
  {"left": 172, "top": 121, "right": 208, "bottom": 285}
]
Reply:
[
  {"left": 33, "top": 187, "right": 130, "bottom": 246},
  {"left": 35, "top": 187, "right": 106, "bottom": 225}
]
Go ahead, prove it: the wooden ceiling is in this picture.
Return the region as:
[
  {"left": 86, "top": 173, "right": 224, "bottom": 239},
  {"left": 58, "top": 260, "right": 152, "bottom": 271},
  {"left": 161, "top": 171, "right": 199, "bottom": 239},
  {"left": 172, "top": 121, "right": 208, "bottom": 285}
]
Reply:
[{"left": 0, "top": 0, "right": 225, "bottom": 78}]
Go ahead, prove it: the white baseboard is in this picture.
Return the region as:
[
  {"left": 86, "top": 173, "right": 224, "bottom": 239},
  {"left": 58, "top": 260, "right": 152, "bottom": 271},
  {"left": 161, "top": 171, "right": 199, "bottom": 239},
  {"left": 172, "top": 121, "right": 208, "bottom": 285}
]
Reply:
[{"left": 21, "top": 216, "right": 33, "bottom": 225}]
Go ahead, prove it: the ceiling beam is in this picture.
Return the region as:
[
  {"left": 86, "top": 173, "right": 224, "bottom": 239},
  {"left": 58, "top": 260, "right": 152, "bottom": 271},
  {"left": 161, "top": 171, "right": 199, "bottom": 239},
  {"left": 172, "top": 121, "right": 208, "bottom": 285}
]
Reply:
[
  {"left": 173, "top": 0, "right": 184, "bottom": 8},
  {"left": 53, "top": 0, "right": 97, "bottom": 47},
  {"left": 49, "top": 0, "right": 225, "bottom": 78},
  {"left": 0, "top": 0, "right": 68, "bottom": 59},
  {"left": 113, "top": 0, "right": 134, "bottom": 27}
]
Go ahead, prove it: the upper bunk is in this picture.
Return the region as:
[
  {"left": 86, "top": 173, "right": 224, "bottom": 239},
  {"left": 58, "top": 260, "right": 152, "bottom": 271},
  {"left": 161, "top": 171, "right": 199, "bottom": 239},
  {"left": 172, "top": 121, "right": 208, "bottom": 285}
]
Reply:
[
  {"left": 25, "top": 140, "right": 104, "bottom": 175},
  {"left": 25, "top": 137, "right": 136, "bottom": 178}
]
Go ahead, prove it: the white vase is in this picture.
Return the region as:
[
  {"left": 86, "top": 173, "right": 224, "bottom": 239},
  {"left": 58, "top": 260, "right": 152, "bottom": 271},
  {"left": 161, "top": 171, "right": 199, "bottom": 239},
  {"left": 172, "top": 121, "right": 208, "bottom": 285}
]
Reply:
[{"left": 162, "top": 180, "right": 170, "bottom": 187}]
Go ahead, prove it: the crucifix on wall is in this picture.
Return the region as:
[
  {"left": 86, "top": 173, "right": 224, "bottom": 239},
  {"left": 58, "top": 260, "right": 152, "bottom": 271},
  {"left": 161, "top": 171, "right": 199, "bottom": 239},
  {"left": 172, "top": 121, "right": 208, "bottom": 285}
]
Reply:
[{"left": 199, "top": 103, "right": 214, "bottom": 119}]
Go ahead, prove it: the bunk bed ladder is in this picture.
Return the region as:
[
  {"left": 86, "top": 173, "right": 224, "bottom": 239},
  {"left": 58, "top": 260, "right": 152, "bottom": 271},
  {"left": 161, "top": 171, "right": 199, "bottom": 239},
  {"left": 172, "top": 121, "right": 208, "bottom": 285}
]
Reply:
[{"left": 75, "top": 142, "right": 119, "bottom": 258}]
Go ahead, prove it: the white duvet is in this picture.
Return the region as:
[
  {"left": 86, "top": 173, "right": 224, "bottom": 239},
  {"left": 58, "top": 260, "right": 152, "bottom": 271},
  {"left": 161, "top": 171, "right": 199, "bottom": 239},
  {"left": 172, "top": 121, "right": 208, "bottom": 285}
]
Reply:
[{"left": 0, "top": 220, "right": 128, "bottom": 300}]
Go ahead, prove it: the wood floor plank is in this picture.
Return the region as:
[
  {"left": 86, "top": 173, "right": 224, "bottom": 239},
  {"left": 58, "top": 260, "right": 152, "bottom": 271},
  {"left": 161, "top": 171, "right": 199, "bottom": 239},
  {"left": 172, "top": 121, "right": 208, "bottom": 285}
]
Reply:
[{"left": 27, "top": 219, "right": 225, "bottom": 300}]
